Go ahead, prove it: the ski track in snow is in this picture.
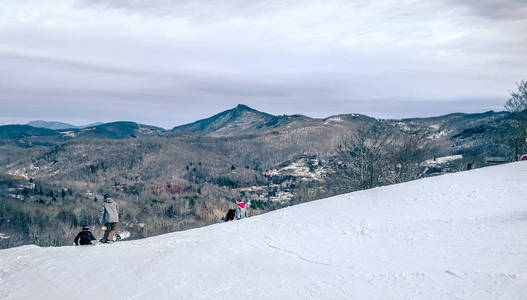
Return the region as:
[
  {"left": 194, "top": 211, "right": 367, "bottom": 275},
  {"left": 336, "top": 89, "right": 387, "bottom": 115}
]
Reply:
[
  {"left": 1, "top": 162, "right": 527, "bottom": 299},
  {"left": 263, "top": 236, "right": 350, "bottom": 269}
]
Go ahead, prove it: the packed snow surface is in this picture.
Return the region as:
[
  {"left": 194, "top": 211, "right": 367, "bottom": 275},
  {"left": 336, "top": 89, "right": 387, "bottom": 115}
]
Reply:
[{"left": 1, "top": 163, "right": 527, "bottom": 299}]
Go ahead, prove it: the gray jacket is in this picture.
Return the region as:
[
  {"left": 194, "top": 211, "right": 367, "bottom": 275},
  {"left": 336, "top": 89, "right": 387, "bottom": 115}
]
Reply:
[
  {"left": 98, "top": 198, "right": 119, "bottom": 224},
  {"left": 235, "top": 203, "right": 247, "bottom": 220}
]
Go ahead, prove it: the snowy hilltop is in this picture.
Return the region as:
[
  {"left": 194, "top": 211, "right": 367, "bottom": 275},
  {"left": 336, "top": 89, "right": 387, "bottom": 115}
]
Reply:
[{"left": 1, "top": 162, "right": 526, "bottom": 299}]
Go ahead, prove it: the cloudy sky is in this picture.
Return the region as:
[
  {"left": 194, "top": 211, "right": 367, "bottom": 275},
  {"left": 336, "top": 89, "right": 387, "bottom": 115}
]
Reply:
[{"left": 1, "top": 0, "right": 526, "bottom": 128}]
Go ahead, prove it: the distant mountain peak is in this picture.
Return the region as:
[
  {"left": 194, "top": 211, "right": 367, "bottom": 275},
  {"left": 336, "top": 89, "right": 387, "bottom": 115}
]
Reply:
[
  {"left": 230, "top": 104, "right": 264, "bottom": 114},
  {"left": 172, "top": 104, "right": 275, "bottom": 136},
  {"left": 27, "top": 120, "right": 77, "bottom": 130},
  {"left": 235, "top": 104, "right": 251, "bottom": 109},
  {"left": 26, "top": 120, "right": 105, "bottom": 130}
]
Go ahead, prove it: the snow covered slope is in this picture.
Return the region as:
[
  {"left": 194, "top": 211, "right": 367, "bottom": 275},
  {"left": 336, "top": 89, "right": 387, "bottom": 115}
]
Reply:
[{"left": 1, "top": 163, "right": 527, "bottom": 299}]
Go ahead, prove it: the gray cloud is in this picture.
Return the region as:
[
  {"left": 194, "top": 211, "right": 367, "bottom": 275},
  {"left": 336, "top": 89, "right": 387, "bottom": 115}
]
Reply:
[
  {"left": 0, "top": 0, "right": 525, "bottom": 128},
  {"left": 75, "top": 0, "right": 305, "bottom": 20},
  {"left": 0, "top": 52, "right": 182, "bottom": 78},
  {"left": 444, "top": 0, "right": 527, "bottom": 20},
  {"left": 77, "top": 0, "right": 527, "bottom": 21}
]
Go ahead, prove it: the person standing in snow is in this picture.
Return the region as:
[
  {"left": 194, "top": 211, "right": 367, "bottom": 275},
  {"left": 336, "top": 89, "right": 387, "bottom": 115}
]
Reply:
[
  {"left": 234, "top": 199, "right": 247, "bottom": 220},
  {"left": 98, "top": 193, "right": 119, "bottom": 243}
]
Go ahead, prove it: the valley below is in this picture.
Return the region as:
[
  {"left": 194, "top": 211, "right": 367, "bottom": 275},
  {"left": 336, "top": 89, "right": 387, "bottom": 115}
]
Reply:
[{"left": 0, "top": 105, "right": 524, "bottom": 248}]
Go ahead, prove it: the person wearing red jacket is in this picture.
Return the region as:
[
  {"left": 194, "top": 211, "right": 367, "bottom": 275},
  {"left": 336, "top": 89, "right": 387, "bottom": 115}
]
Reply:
[{"left": 235, "top": 199, "right": 247, "bottom": 220}]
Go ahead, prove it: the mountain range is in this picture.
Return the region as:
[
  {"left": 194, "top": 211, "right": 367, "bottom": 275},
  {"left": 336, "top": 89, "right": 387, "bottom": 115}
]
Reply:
[
  {"left": 3, "top": 104, "right": 514, "bottom": 142},
  {"left": 0, "top": 104, "right": 524, "bottom": 249},
  {"left": 26, "top": 120, "right": 103, "bottom": 130},
  {"left": 0, "top": 104, "right": 520, "bottom": 182},
  {"left": 0, "top": 104, "right": 520, "bottom": 179}
]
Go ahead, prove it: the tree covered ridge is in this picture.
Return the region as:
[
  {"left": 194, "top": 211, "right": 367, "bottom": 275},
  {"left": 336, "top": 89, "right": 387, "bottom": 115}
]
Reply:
[{"left": 0, "top": 105, "right": 524, "bottom": 249}]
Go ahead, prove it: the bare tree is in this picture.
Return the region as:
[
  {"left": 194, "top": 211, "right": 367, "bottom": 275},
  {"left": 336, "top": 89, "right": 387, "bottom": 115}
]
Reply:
[
  {"left": 505, "top": 80, "right": 527, "bottom": 159},
  {"left": 505, "top": 80, "right": 527, "bottom": 113},
  {"left": 337, "top": 125, "right": 393, "bottom": 190},
  {"left": 390, "top": 135, "right": 430, "bottom": 183}
]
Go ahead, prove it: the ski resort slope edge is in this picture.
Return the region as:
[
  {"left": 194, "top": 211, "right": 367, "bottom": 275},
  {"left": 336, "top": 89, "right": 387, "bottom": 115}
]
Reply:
[{"left": 1, "top": 162, "right": 527, "bottom": 299}]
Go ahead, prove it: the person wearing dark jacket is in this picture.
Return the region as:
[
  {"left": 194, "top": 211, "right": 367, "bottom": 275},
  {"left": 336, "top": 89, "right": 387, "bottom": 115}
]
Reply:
[
  {"left": 222, "top": 208, "right": 236, "bottom": 222},
  {"left": 98, "top": 194, "right": 119, "bottom": 243},
  {"left": 74, "top": 226, "right": 96, "bottom": 246}
]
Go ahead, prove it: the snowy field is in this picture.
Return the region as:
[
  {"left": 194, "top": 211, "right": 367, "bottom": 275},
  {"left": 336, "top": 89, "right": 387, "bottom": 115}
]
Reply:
[{"left": 1, "top": 162, "right": 527, "bottom": 299}]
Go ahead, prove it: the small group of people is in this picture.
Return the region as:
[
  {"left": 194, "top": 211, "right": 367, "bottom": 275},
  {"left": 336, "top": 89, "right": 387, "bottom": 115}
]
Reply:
[
  {"left": 222, "top": 199, "right": 248, "bottom": 222},
  {"left": 74, "top": 193, "right": 119, "bottom": 245},
  {"left": 75, "top": 194, "right": 249, "bottom": 246}
]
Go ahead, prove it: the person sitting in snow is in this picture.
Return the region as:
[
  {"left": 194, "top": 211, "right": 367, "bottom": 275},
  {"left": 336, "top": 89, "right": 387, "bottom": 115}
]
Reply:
[
  {"left": 98, "top": 193, "right": 119, "bottom": 243},
  {"left": 234, "top": 199, "right": 247, "bottom": 220},
  {"left": 74, "top": 225, "right": 96, "bottom": 246},
  {"left": 221, "top": 208, "right": 236, "bottom": 222}
]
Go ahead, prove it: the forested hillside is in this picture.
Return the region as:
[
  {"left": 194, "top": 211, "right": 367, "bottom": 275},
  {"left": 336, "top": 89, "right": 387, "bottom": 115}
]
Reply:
[{"left": 0, "top": 105, "right": 524, "bottom": 248}]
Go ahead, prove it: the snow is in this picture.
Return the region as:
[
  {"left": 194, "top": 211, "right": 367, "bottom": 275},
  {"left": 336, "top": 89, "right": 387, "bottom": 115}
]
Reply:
[
  {"left": 264, "top": 158, "right": 326, "bottom": 181},
  {"left": 1, "top": 162, "right": 527, "bottom": 299},
  {"left": 60, "top": 131, "right": 76, "bottom": 138},
  {"left": 269, "top": 190, "right": 294, "bottom": 203},
  {"left": 423, "top": 154, "right": 463, "bottom": 166},
  {"left": 323, "top": 116, "right": 343, "bottom": 123},
  {"left": 6, "top": 164, "right": 40, "bottom": 179},
  {"left": 427, "top": 129, "right": 450, "bottom": 139},
  {"left": 6, "top": 170, "right": 28, "bottom": 180}
]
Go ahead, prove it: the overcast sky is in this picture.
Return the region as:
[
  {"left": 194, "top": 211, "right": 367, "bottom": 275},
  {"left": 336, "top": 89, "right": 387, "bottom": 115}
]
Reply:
[{"left": 1, "top": 0, "right": 526, "bottom": 128}]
